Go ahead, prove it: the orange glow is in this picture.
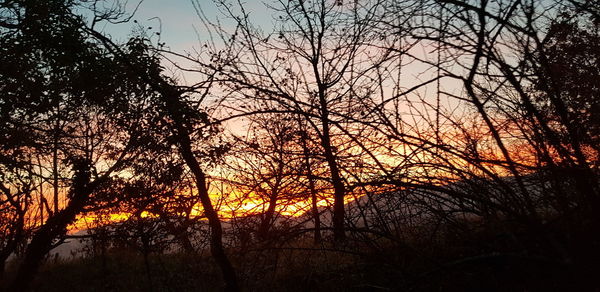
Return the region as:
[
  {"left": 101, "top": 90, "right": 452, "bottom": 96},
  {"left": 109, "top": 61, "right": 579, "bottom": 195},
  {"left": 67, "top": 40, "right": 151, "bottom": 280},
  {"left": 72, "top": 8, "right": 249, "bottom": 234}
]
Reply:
[
  {"left": 63, "top": 117, "right": 563, "bottom": 234},
  {"left": 68, "top": 191, "right": 359, "bottom": 233},
  {"left": 69, "top": 211, "right": 155, "bottom": 233},
  {"left": 209, "top": 192, "right": 350, "bottom": 219}
]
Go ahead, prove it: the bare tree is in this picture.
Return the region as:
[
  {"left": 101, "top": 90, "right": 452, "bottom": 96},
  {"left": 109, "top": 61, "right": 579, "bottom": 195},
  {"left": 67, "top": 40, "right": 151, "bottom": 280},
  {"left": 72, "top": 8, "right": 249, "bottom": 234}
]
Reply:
[
  {"left": 195, "top": 0, "right": 399, "bottom": 243},
  {"left": 366, "top": 0, "right": 600, "bottom": 266}
]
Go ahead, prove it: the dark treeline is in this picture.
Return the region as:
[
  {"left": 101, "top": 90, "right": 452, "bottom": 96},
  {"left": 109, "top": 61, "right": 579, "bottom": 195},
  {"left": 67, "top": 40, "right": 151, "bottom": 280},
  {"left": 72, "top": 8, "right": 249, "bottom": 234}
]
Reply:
[{"left": 0, "top": 0, "right": 598, "bottom": 291}]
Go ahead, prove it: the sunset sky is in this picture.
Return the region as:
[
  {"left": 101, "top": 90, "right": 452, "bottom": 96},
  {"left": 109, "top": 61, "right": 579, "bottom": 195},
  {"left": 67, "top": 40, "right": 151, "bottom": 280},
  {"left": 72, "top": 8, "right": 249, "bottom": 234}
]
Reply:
[{"left": 3, "top": 1, "right": 598, "bottom": 291}]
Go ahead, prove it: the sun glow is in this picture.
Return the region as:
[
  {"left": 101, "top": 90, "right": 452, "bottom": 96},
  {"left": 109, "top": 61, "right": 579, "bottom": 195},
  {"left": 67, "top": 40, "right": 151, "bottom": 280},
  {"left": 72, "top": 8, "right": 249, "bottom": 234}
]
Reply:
[
  {"left": 68, "top": 191, "right": 359, "bottom": 233},
  {"left": 69, "top": 210, "right": 155, "bottom": 233},
  {"left": 209, "top": 193, "right": 345, "bottom": 219}
]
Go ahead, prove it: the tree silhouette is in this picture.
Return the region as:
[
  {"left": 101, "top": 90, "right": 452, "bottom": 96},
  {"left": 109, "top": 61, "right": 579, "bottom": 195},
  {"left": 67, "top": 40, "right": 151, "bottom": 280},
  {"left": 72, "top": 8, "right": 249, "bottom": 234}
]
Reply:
[
  {"left": 198, "top": 0, "right": 395, "bottom": 243},
  {"left": 1, "top": 0, "right": 600, "bottom": 291},
  {"left": 0, "top": 1, "right": 172, "bottom": 290}
]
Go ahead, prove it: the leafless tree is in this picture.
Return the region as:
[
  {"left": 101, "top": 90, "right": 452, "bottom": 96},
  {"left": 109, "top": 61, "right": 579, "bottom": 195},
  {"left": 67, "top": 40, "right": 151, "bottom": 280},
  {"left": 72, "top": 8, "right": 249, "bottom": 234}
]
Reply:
[{"left": 194, "top": 0, "right": 404, "bottom": 243}]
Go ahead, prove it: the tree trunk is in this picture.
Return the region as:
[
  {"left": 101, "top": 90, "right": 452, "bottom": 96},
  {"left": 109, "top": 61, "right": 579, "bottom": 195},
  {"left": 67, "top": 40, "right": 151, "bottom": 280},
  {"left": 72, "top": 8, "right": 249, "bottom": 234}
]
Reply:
[
  {"left": 258, "top": 194, "right": 278, "bottom": 240},
  {"left": 309, "top": 181, "right": 322, "bottom": 245},
  {"left": 301, "top": 135, "right": 321, "bottom": 244},
  {"left": 0, "top": 190, "right": 25, "bottom": 282},
  {"left": 162, "top": 87, "right": 239, "bottom": 292},
  {"left": 53, "top": 115, "right": 60, "bottom": 214},
  {"left": 8, "top": 155, "right": 118, "bottom": 291},
  {"left": 141, "top": 230, "right": 153, "bottom": 291},
  {"left": 177, "top": 142, "right": 239, "bottom": 292},
  {"left": 318, "top": 94, "right": 346, "bottom": 243},
  {"left": 164, "top": 218, "right": 196, "bottom": 254},
  {"left": 86, "top": 28, "right": 239, "bottom": 291},
  {"left": 9, "top": 189, "right": 88, "bottom": 291}
]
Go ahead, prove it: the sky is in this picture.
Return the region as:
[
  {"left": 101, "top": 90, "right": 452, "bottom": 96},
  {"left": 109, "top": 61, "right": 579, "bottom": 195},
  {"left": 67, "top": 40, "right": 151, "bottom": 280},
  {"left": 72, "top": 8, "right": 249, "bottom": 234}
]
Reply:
[
  {"left": 97, "top": 0, "right": 274, "bottom": 53},
  {"left": 82, "top": 0, "right": 464, "bottom": 136},
  {"left": 82, "top": 0, "right": 278, "bottom": 89}
]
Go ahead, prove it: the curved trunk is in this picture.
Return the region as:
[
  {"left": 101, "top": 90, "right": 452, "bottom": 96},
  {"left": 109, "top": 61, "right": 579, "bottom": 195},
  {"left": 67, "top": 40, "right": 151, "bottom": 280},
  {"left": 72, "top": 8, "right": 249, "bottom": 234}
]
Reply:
[
  {"left": 179, "top": 146, "right": 239, "bottom": 292},
  {"left": 86, "top": 28, "right": 239, "bottom": 291},
  {"left": 161, "top": 87, "right": 239, "bottom": 292},
  {"left": 9, "top": 186, "right": 89, "bottom": 291}
]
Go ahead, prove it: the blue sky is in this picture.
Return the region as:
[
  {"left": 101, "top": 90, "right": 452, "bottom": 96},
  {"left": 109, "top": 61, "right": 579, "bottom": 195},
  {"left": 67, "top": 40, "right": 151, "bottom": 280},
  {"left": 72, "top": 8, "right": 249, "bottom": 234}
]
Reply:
[{"left": 97, "top": 0, "right": 274, "bottom": 52}]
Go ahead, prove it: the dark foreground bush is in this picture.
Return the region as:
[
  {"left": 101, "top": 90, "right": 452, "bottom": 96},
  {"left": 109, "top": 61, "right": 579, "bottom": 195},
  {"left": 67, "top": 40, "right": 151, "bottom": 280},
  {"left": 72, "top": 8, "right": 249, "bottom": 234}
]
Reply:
[{"left": 9, "top": 228, "right": 598, "bottom": 292}]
